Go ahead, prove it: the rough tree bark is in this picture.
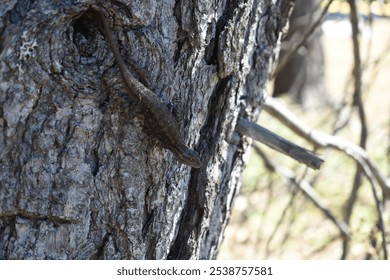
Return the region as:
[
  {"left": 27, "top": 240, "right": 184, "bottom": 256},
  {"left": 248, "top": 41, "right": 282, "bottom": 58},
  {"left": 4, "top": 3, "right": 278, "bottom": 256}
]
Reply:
[{"left": 0, "top": 0, "right": 293, "bottom": 259}]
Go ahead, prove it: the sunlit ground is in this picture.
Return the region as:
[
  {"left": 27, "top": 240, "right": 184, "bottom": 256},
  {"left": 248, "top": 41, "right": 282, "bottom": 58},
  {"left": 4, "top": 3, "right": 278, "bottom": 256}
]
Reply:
[{"left": 218, "top": 8, "right": 390, "bottom": 259}]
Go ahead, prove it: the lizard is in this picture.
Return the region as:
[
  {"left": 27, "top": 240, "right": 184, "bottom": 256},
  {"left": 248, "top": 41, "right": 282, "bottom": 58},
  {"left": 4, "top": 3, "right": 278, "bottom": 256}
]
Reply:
[{"left": 91, "top": 5, "right": 202, "bottom": 168}]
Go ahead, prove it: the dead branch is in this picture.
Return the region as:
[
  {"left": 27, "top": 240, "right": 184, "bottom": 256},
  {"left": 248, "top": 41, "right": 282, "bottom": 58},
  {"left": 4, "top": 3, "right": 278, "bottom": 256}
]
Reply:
[
  {"left": 342, "top": 0, "right": 368, "bottom": 260},
  {"left": 264, "top": 97, "right": 390, "bottom": 198},
  {"left": 348, "top": 0, "right": 387, "bottom": 260},
  {"left": 237, "top": 119, "right": 324, "bottom": 170}
]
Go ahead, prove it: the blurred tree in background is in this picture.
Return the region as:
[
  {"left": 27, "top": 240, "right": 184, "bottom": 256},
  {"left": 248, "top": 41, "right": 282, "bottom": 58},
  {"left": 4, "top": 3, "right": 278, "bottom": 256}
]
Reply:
[{"left": 273, "top": 0, "right": 328, "bottom": 109}]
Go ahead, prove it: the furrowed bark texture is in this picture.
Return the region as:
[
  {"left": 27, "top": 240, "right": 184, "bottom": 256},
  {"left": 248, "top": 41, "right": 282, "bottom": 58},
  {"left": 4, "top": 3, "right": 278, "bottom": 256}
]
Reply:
[{"left": 0, "top": 0, "right": 292, "bottom": 259}]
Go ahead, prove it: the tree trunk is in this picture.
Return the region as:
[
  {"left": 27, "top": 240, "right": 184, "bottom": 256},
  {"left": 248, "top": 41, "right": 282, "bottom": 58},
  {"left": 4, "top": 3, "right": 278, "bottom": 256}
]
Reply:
[
  {"left": 273, "top": 0, "right": 327, "bottom": 108},
  {"left": 0, "top": 0, "right": 293, "bottom": 259}
]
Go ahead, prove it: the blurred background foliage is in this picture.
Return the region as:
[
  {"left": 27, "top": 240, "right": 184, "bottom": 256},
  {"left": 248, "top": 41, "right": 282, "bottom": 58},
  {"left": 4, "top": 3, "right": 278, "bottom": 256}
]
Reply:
[{"left": 219, "top": 0, "right": 390, "bottom": 259}]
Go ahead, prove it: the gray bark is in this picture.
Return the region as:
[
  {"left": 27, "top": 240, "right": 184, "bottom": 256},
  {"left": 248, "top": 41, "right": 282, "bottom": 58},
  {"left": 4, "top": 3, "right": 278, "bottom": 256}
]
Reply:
[{"left": 0, "top": 0, "right": 293, "bottom": 259}]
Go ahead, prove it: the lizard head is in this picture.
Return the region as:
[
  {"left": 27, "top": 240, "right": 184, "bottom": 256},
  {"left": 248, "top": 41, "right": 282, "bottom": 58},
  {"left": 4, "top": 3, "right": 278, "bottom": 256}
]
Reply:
[{"left": 176, "top": 147, "right": 202, "bottom": 169}]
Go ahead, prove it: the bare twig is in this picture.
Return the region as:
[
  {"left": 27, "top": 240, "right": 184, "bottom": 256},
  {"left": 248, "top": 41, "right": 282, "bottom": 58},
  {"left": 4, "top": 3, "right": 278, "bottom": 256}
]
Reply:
[
  {"left": 264, "top": 180, "right": 299, "bottom": 258},
  {"left": 342, "top": 0, "right": 367, "bottom": 260},
  {"left": 305, "top": 235, "right": 341, "bottom": 259},
  {"left": 264, "top": 97, "right": 390, "bottom": 198},
  {"left": 254, "top": 145, "right": 349, "bottom": 237},
  {"left": 271, "top": 0, "right": 335, "bottom": 79},
  {"left": 237, "top": 119, "right": 324, "bottom": 170},
  {"left": 364, "top": 0, "right": 374, "bottom": 68},
  {"left": 346, "top": 0, "right": 387, "bottom": 260}
]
